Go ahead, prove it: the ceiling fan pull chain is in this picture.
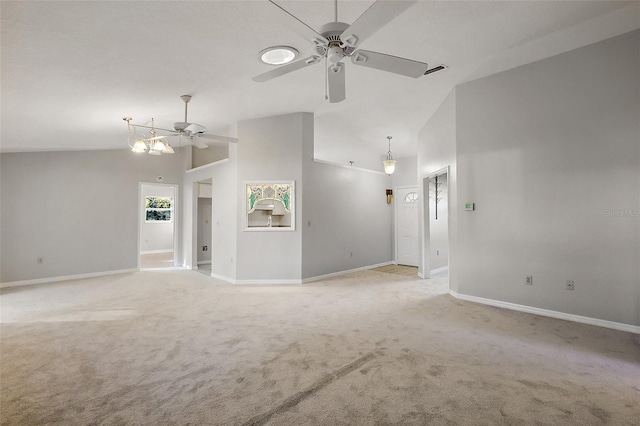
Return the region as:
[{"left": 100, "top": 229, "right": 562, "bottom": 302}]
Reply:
[{"left": 325, "top": 57, "right": 329, "bottom": 100}]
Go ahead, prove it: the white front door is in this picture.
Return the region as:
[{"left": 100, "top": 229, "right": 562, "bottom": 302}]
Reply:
[{"left": 396, "top": 187, "right": 419, "bottom": 266}]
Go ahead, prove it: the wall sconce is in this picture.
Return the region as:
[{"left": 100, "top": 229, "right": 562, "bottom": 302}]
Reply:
[{"left": 386, "top": 189, "right": 393, "bottom": 204}]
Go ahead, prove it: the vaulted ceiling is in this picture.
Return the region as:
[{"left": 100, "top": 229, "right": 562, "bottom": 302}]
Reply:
[{"left": 2, "top": 1, "right": 638, "bottom": 170}]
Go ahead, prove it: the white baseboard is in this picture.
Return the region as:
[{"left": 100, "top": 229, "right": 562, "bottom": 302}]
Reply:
[
  {"left": 234, "top": 279, "right": 301, "bottom": 285},
  {"left": 449, "top": 290, "right": 640, "bottom": 335},
  {"left": 210, "top": 273, "right": 235, "bottom": 283},
  {"left": 0, "top": 268, "right": 139, "bottom": 289},
  {"left": 430, "top": 266, "right": 449, "bottom": 275},
  {"left": 209, "top": 261, "right": 394, "bottom": 285},
  {"left": 140, "top": 249, "right": 173, "bottom": 255},
  {"left": 209, "top": 273, "right": 299, "bottom": 285},
  {"left": 197, "top": 260, "right": 212, "bottom": 265},
  {"left": 140, "top": 266, "right": 185, "bottom": 271},
  {"left": 418, "top": 272, "right": 425, "bottom": 279},
  {"left": 302, "top": 261, "right": 394, "bottom": 283}
]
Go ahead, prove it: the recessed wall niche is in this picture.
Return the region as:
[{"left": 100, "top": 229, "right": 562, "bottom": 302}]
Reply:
[{"left": 245, "top": 181, "right": 295, "bottom": 231}]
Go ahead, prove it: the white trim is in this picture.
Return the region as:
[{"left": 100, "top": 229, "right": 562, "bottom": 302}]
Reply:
[
  {"left": 418, "top": 272, "right": 425, "bottom": 279},
  {"left": 209, "top": 273, "right": 300, "bottom": 285},
  {"left": 448, "top": 290, "right": 640, "bottom": 335},
  {"left": 302, "top": 261, "right": 393, "bottom": 283},
  {"left": 0, "top": 268, "right": 138, "bottom": 289},
  {"left": 209, "top": 261, "right": 394, "bottom": 285},
  {"left": 430, "top": 266, "right": 449, "bottom": 275},
  {"left": 197, "top": 260, "right": 212, "bottom": 265},
  {"left": 186, "top": 158, "right": 229, "bottom": 174},
  {"left": 210, "top": 273, "right": 235, "bottom": 283},
  {"left": 140, "top": 249, "right": 173, "bottom": 255},
  {"left": 234, "top": 279, "right": 301, "bottom": 285},
  {"left": 140, "top": 266, "right": 186, "bottom": 272},
  {"left": 312, "top": 159, "right": 387, "bottom": 175}
]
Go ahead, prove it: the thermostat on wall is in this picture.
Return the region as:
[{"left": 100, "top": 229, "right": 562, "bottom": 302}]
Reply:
[{"left": 464, "top": 202, "right": 475, "bottom": 211}]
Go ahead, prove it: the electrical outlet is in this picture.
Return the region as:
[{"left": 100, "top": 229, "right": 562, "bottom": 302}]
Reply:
[
  {"left": 566, "top": 280, "right": 574, "bottom": 290},
  {"left": 37, "top": 257, "right": 44, "bottom": 264},
  {"left": 436, "top": 250, "right": 440, "bottom": 256},
  {"left": 526, "top": 276, "right": 533, "bottom": 285},
  {"left": 202, "top": 245, "right": 208, "bottom": 252}
]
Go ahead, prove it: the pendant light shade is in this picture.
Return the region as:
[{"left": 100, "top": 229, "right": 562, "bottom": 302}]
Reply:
[
  {"left": 131, "top": 139, "right": 147, "bottom": 153},
  {"left": 153, "top": 140, "right": 166, "bottom": 152},
  {"left": 383, "top": 158, "right": 396, "bottom": 175},
  {"left": 383, "top": 136, "right": 396, "bottom": 175}
]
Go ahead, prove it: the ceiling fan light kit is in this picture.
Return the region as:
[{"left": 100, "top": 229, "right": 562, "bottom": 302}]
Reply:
[
  {"left": 124, "top": 117, "right": 175, "bottom": 155},
  {"left": 253, "top": 0, "right": 438, "bottom": 103},
  {"left": 124, "top": 95, "right": 238, "bottom": 155}
]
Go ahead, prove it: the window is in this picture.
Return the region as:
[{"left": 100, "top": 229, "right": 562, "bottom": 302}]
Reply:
[
  {"left": 145, "top": 196, "right": 173, "bottom": 222},
  {"left": 404, "top": 192, "right": 419, "bottom": 203}
]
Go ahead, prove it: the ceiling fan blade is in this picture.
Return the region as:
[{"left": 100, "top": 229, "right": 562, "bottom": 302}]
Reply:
[
  {"left": 328, "top": 62, "right": 346, "bottom": 104},
  {"left": 184, "top": 123, "right": 206, "bottom": 134},
  {"left": 197, "top": 133, "right": 239, "bottom": 144},
  {"left": 268, "top": 0, "right": 328, "bottom": 47},
  {"left": 340, "top": 0, "right": 417, "bottom": 48},
  {"left": 351, "top": 49, "right": 428, "bottom": 78},
  {"left": 188, "top": 137, "right": 209, "bottom": 149},
  {"left": 253, "top": 55, "right": 322, "bottom": 82}
]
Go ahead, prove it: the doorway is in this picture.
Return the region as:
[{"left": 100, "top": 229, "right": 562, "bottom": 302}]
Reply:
[
  {"left": 139, "top": 183, "right": 178, "bottom": 269},
  {"left": 195, "top": 179, "right": 212, "bottom": 275},
  {"left": 395, "top": 186, "right": 419, "bottom": 267},
  {"left": 424, "top": 169, "right": 449, "bottom": 278}
]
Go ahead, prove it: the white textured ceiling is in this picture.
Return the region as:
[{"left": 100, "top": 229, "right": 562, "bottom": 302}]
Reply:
[{"left": 2, "top": 1, "right": 638, "bottom": 170}]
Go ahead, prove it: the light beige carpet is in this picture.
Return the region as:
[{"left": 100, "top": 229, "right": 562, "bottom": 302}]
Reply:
[
  {"left": 140, "top": 251, "right": 174, "bottom": 269},
  {"left": 1, "top": 270, "right": 638, "bottom": 425},
  {"left": 371, "top": 264, "right": 419, "bottom": 278}
]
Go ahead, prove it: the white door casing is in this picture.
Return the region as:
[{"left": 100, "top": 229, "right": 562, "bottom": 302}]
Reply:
[{"left": 396, "top": 186, "right": 419, "bottom": 266}]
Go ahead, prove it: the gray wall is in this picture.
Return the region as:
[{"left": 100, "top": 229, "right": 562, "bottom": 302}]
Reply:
[
  {"left": 302, "top": 162, "right": 393, "bottom": 279},
  {"left": 192, "top": 145, "right": 229, "bottom": 168},
  {"left": 419, "top": 30, "right": 640, "bottom": 326},
  {"left": 1, "top": 149, "right": 184, "bottom": 282},
  {"left": 235, "top": 113, "right": 308, "bottom": 281},
  {"left": 390, "top": 156, "right": 417, "bottom": 189}
]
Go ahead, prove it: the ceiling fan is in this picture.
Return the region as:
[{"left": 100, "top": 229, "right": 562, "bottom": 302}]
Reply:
[
  {"left": 124, "top": 95, "right": 238, "bottom": 151},
  {"left": 253, "top": 0, "right": 442, "bottom": 103}
]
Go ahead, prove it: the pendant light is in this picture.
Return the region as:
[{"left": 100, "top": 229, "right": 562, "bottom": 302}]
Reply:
[{"left": 383, "top": 136, "right": 396, "bottom": 175}]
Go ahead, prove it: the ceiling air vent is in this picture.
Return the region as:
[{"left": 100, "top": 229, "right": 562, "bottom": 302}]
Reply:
[{"left": 424, "top": 65, "right": 447, "bottom": 75}]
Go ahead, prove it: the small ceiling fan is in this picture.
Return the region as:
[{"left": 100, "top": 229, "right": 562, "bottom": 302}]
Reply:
[
  {"left": 124, "top": 95, "right": 238, "bottom": 150},
  {"left": 253, "top": 0, "right": 443, "bottom": 103}
]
